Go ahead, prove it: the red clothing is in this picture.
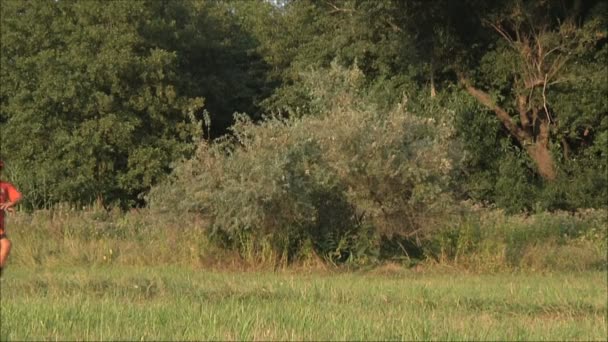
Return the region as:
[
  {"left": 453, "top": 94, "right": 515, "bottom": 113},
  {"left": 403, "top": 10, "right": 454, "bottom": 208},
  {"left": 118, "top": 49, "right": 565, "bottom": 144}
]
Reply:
[{"left": 0, "top": 181, "right": 22, "bottom": 232}]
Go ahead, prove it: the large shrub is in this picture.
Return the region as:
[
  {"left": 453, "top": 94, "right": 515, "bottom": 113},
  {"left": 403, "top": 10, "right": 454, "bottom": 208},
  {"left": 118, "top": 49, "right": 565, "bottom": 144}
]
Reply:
[{"left": 149, "top": 63, "right": 459, "bottom": 263}]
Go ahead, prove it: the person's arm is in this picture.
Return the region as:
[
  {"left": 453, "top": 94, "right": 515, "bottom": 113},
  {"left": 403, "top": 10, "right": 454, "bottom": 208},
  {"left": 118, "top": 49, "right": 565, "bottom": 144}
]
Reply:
[{"left": 0, "top": 184, "right": 22, "bottom": 211}]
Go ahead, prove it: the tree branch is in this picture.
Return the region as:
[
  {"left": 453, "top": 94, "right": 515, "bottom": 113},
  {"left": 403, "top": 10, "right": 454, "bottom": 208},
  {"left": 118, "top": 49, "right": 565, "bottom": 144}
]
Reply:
[
  {"left": 458, "top": 73, "right": 530, "bottom": 144},
  {"left": 487, "top": 21, "right": 515, "bottom": 46},
  {"left": 385, "top": 18, "right": 402, "bottom": 33},
  {"left": 325, "top": 0, "right": 355, "bottom": 14},
  {"left": 542, "top": 73, "right": 552, "bottom": 123},
  {"left": 517, "top": 94, "right": 531, "bottom": 130}
]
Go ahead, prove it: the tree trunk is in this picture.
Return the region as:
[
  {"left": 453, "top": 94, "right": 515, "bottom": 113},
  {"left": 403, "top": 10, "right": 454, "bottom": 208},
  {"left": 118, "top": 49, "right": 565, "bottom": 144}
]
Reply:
[
  {"left": 458, "top": 74, "right": 557, "bottom": 181},
  {"left": 430, "top": 60, "right": 437, "bottom": 98},
  {"left": 526, "top": 120, "right": 556, "bottom": 180},
  {"left": 525, "top": 143, "right": 556, "bottom": 180}
]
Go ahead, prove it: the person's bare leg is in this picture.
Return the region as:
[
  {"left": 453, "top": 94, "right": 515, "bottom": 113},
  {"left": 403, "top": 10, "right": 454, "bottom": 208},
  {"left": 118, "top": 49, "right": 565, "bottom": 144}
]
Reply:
[{"left": 0, "top": 237, "right": 12, "bottom": 271}]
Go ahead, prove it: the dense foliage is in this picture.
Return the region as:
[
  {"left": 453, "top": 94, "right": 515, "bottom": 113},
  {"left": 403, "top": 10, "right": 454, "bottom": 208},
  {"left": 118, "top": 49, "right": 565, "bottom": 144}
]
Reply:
[
  {"left": 244, "top": 0, "right": 607, "bottom": 212},
  {"left": 149, "top": 64, "right": 458, "bottom": 261},
  {"left": 0, "top": 0, "right": 270, "bottom": 207},
  {"left": 1, "top": 0, "right": 606, "bottom": 217}
]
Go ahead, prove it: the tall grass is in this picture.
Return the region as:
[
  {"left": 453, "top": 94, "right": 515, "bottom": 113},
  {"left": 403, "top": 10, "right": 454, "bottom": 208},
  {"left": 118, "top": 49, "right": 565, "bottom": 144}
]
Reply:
[
  {"left": 427, "top": 205, "right": 608, "bottom": 272},
  {"left": 3, "top": 204, "right": 607, "bottom": 272},
  {"left": 6, "top": 205, "right": 216, "bottom": 269}
]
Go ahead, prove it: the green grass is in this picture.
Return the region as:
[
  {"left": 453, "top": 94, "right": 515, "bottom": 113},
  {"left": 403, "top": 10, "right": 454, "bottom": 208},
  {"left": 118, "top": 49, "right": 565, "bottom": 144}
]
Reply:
[
  {"left": 1, "top": 266, "right": 606, "bottom": 341},
  {"left": 1, "top": 208, "right": 606, "bottom": 340}
]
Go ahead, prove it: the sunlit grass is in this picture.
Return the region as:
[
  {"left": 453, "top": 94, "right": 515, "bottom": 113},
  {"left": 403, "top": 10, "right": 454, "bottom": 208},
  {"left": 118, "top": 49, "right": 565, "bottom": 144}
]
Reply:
[
  {"left": 1, "top": 208, "right": 606, "bottom": 340},
  {"left": 1, "top": 266, "right": 606, "bottom": 341}
]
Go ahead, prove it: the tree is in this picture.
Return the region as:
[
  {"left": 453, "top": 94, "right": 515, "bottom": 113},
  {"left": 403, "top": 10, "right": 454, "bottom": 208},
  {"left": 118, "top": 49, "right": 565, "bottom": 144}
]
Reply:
[
  {"left": 240, "top": 0, "right": 423, "bottom": 115},
  {"left": 253, "top": 0, "right": 607, "bottom": 210},
  {"left": 0, "top": 0, "right": 204, "bottom": 207},
  {"left": 143, "top": 0, "right": 274, "bottom": 135},
  {"left": 455, "top": 0, "right": 607, "bottom": 182}
]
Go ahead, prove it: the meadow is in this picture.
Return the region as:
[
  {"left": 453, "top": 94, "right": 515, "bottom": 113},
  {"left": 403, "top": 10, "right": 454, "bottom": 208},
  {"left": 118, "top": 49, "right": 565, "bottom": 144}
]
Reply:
[
  {"left": 0, "top": 208, "right": 606, "bottom": 341},
  {"left": 2, "top": 1, "right": 607, "bottom": 340},
  {"left": 2, "top": 267, "right": 606, "bottom": 341}
]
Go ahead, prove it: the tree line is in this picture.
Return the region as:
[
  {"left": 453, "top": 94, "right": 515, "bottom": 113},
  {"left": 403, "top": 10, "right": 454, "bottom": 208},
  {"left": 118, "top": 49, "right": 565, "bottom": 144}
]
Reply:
[{"left": 1, "top": 0, "right": 606, "bottom": 212}]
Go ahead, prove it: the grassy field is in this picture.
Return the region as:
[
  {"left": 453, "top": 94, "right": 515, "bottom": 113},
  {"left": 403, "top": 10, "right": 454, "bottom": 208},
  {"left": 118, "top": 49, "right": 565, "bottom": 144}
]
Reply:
[
  {"left": 1, "top": 266, "right": 606, "bottom": 341},
  {"left": 0, "top": 208, "right": 606, "bottom": 340}
]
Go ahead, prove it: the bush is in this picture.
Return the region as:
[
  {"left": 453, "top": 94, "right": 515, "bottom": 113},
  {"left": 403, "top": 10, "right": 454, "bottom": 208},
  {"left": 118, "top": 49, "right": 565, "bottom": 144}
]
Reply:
[{"left": 149, "top": 63, "right": 459, "bottom": 264}]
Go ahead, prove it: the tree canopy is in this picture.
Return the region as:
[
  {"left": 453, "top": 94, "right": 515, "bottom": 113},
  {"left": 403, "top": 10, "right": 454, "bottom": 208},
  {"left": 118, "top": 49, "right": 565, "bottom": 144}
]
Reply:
[
  {"left": 1, "top": 0, "right": 606, "bottom": 211},
  {"left": 1, "top": 0, "right": 270, "bottom": 207}
]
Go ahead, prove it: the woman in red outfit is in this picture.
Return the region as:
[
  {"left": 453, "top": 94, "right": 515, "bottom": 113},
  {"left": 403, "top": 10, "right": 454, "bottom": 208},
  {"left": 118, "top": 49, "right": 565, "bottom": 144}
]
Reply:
[{"left": 0, "top": 160, "right": 22, "bottom": 276}]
